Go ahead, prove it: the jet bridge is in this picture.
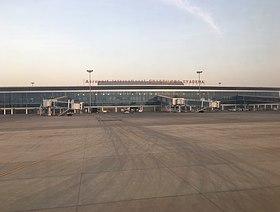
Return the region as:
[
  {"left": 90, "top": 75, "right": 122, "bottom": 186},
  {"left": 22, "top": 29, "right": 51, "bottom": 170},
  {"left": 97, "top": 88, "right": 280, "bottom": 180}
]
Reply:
[
  {"left": 156, "top": 95, "right": 220, "bottom": 112},
  {"left": 41, "top": 96, "right": 83, "bottom": 116},
  {"left": 156, "top": 95, "right": 186, "bottom": 112}
]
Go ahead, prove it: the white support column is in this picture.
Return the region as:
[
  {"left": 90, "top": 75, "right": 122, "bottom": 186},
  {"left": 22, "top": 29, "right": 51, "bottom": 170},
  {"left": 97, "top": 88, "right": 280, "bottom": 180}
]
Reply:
[
  {"left": 48, "top": 107, "right": 52, "bottom": 116},
  {"left": 68, "top": 99, "right": 70, "bottom": 109},
  {"left": 26, "top": 109, "right": 28, "bottom": 115},
  {"left": 11, "top": 109, "right": 14, "bottom": 115},
  {"left": 4, "top": 109, "right": 6, "bottom": 115},
  {"left": 115, "top": 107, "right": 117, "bottom": 113}
]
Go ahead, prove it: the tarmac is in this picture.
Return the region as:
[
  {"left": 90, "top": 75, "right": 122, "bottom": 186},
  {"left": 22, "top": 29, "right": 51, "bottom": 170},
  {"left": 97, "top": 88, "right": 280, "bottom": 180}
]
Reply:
[{"left": 0, "top": 111, "right": 280, "bottom": 212}]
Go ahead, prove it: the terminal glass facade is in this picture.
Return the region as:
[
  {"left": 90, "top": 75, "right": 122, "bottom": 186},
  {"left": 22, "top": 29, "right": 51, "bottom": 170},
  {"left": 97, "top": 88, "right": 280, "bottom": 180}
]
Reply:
[{"left": 0, "top": 85, "right": 280, "bottom": 109}]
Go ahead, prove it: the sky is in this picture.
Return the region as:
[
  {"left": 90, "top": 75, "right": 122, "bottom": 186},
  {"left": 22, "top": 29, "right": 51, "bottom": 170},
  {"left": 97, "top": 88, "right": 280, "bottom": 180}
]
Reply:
[{"left": 0, "top": 0, "right": 280, "bottom": 86}]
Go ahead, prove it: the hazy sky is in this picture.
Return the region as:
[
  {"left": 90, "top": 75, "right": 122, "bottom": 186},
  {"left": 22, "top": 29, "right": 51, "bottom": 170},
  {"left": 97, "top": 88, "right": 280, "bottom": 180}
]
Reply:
[{"left": 0, "top": 0, "right": 279, "bottom": 86}]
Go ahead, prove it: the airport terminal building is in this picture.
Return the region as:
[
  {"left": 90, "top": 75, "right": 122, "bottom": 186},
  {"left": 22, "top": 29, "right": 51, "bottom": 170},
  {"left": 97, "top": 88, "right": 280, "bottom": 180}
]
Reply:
[{"left": 0, "top": 80, "right": 280, "bottom": 114}]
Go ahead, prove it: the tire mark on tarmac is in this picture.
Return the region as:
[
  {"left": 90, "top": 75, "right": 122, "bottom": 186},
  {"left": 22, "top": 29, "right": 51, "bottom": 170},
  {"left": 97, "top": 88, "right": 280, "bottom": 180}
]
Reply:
[
  {"left": 93, "top": 113, "right": 225, "bottom": 212},
  {"left": 75, "top": 114, "right": 94, "bottom": 212}
]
